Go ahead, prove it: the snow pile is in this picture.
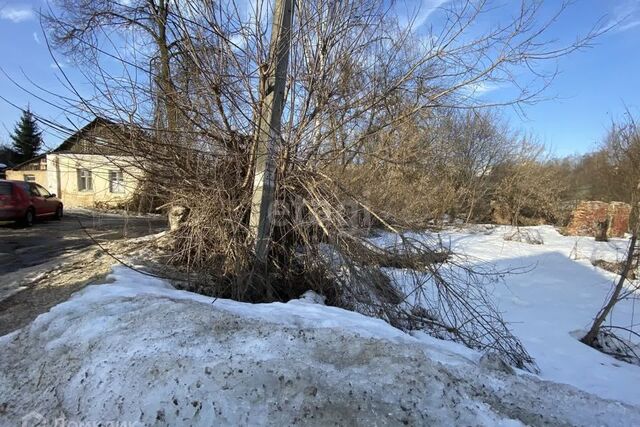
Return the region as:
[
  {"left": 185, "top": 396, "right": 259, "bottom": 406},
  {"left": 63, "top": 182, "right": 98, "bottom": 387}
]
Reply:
[{"left": 1, "top": 264, "right": 639, "bottom": 426}]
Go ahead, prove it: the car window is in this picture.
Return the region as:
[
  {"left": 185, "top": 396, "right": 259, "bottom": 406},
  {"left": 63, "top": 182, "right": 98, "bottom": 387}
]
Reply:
[
  {"left": 0, "top": 182, "right": 11, "bottom": 195},
  {"left": 35, "top": 184, "right": 51, "bottom": 197},
  {"left": 27, "top": 183, "right": 41, "bottom": 197},
  {"left": 17, "top": 182, "right": 29, "bottom": 194}
]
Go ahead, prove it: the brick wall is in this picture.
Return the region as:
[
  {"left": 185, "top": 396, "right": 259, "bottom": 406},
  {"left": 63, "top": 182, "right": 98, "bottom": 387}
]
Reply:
[{"left": 566, "top": 201, "right": 631, "bottom": 238}]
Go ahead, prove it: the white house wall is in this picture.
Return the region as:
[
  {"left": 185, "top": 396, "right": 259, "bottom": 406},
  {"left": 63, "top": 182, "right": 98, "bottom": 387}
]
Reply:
[{"left": 46, "top": 153, "right": 142, "bottom": 208}]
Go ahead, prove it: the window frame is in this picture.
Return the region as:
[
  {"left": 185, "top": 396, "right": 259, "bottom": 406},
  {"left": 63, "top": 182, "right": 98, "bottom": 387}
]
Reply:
[
  {"left": 108, "top": 169, "right": 125, "bottom": 194},
  {"left": 27, "top": 183, "right": 41, "bottom": 197},
  {"left": 35, "top": 183, "right": 51, "bottom": 197},
  {"left": 0, "top": 182, "right": 12, "bottom": 195},
  {"left": 77, "top": 168, "right": 93, "bottom": 192}
]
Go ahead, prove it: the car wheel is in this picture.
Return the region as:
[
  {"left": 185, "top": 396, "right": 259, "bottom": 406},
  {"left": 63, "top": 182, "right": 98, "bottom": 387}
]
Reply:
[
  {"left": 54, "top": 205, "right": 63, "bottom": 220},
  {"left": 22, "top": 208, "right": 34, "bottom": 227}
]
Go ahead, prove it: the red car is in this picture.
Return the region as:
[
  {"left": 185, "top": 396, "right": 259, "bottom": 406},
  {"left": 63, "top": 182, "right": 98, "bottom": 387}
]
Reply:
[{"left": 0, "top": 180, "right": 63, "bottom": 226}]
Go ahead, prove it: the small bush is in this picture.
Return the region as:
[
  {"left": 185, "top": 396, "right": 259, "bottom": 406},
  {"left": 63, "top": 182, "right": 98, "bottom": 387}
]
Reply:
[{"left": 503, "top": 229, "right": 544, "bottom": 245}]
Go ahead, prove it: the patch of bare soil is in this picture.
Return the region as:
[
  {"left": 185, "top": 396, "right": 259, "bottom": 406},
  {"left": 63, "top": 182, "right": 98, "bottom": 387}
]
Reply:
[
  {"left": 591, "top": 259, "right": 637, "bottom": 280},
  {"left": 0, "top": 235, "right": 170, "bottom": 337}
]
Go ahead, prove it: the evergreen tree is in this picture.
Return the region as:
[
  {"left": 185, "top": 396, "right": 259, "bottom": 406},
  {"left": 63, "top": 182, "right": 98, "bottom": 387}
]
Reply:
[{"left": 10, "top": 109, "right": 43, "bottom": 163}]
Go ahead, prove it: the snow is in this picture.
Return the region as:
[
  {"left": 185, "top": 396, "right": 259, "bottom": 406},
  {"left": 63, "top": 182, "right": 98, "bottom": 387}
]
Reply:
[
  {"left": 2, "top": 225, "right": 640, "bottom": 425},
  {"left": 83, "top": 265, "right": 412, "bottom": 343},
  {"left": 371, "top": 224, "right": 640, "bottom": 406},
  {"left": 67, "top": 207, "right": 164, "bottom": 219},
  {"left": 1, "top": 255, "right": 640, "bottom": 426}
]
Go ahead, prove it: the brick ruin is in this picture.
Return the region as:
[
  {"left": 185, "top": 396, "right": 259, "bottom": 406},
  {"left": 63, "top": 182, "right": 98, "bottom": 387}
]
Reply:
[{"left": 566, "top": 201, "right": 631, "bottom": 238}]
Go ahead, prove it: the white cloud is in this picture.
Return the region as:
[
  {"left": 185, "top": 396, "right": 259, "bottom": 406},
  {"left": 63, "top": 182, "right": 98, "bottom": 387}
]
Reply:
[
  {"left": 229, "top": 33, "right": 246, "bottom": 50},
  {"left": 397, "top": 0, "right": 449, "bottom": 32},
  {"left": 608, "top": 1, "right": 640, "bottom": 34},
  {"left": 472, "top": 82, "right": 500, "bottom": 95},
  {"left": 461, "top": 81, "right": 502, "bottom": 98},
  {"left": 617, "top": 19, "right": 640, "bottom": 33},
  {"left": 0, "top": 6, "right": 35, "bottom": 23},
  {"left": 33, "top": 32, "right": 41, "bottom": 44}
]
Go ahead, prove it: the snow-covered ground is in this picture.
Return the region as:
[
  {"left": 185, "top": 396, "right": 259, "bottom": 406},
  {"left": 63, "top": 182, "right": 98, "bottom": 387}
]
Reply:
[
  {"left": 66, "top": 207, "right": 164, "bottom": 218},
  {"left": 444, "top": 225, "right": 640, "bottom": 406},
  {"left": 1, "top": 225, "right": 640, "bottom": 426},
  {"left": 371, "top": 224, "right": 640, "bottom": 405}
]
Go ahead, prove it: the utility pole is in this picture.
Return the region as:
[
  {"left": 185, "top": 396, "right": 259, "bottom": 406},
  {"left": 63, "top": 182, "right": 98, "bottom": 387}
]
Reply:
[{"left": 250, "top": 0, "right": 294, "bottom": 263}]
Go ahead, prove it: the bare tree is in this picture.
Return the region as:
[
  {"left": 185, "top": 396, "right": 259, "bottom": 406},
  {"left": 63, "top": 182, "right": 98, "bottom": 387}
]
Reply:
[
  {"left": 32, "top": 0, "right": 606, "bottom": 370},
  {"left": 582, "top": 114, "right": 640, "bottom": 362},
  {"left": 333, "top": 108, "right": 515, "bottom": 226},
  {"left": 492, "top": 140, "right": 565, "bottom": 227}
]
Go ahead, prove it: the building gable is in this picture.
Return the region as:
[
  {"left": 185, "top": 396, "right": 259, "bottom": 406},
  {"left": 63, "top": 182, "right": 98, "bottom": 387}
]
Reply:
[{"left": 54, "top": 118, "right": 140, "bottom": 156}]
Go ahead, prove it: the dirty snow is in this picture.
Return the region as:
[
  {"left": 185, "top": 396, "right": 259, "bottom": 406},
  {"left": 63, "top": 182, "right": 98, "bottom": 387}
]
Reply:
[
  {"left": 67, "top": 207, "right": 164, "bottom": 219},
  {"left": 1, "top": 253, "right": 640, "bottom": 426}
]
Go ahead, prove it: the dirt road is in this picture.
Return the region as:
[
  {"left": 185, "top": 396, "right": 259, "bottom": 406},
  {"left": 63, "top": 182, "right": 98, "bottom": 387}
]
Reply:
[{"left": 0, "top": 210, "right": 166, "bottom": 275}]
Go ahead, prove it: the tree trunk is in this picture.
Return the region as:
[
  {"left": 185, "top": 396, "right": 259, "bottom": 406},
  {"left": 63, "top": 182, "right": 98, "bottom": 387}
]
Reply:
[
  {"left": 594, "top": 219, "right": 609, "bottom": 242},
  {"left": 582, "top": 194, "right": 640, "bottom": 345},
  {"left": 582, "top": 233, "right": 637, "bottom": 345},
  {"left": 250, "top": 0, "right": 294, "bottom": 263},
  {"left": 154, "top": 0, "right": 177, "bottom": 133}
]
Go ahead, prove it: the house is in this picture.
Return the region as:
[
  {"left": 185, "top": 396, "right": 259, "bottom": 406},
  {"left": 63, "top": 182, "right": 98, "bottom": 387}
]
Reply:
[{"left": 5, "top": 118, "right": 143, "bottom": 208}]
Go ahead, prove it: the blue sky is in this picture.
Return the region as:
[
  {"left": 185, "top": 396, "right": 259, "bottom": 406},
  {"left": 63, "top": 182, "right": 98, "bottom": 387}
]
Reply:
[
  {"left": 0, "top": 0, "right": 639, "bottom": 156},
  {"left": 497, "top": 1, "right": 640, "bottom": 157}
]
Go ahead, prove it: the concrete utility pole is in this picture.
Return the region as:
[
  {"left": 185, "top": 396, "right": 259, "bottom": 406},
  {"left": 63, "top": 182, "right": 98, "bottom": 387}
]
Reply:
[{"left": 250, "top": 0, "right": 294, "bottom": 262}]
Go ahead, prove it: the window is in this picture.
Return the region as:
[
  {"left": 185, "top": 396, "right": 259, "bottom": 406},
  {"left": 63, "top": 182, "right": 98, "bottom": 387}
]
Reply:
[
  {"left": 35, "top": 184, "right": 51, "bottom": 197},
  {"left": 27, "top": 183, "right": 40, "bottom": 197},
  {"left": 77, "top": 168, "right": 93, "bottom": 191},
  {"left": 17, "top": 183, "right": 30, "bottom": 194},
  {"left": 0, "top": 182, "right": 11, "bottom": 195},
  {"left": 109, "top": 170, "right": 125, "bottom": 193},
  {"left": 24, "top": 175, "right": 36, "bottom": 182}
]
